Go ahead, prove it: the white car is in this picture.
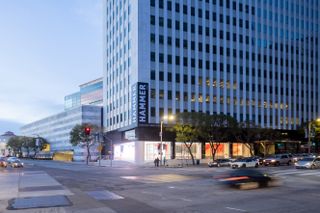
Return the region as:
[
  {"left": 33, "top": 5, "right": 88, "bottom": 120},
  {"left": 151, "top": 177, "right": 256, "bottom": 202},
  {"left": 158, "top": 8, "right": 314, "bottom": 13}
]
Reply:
[
  {"left": 230, "top": 158, "right": 259, "bottom": 169},
  {"left": 295, "top": 157, "right": 320, "bottom": 169}
]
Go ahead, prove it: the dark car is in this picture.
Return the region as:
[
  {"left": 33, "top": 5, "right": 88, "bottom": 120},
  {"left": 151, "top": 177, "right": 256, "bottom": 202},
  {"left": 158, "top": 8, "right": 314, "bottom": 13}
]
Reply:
[
  {"left": 208, "top": 159, "right": 231, "bottom": 167},
  {"left": 214, "top": 169, "right": 280, "bottom": 190}
]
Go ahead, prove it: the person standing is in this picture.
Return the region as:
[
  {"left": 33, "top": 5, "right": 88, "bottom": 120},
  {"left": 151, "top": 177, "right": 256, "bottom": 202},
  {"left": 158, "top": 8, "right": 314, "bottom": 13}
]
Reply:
[{"left": 154, "top": 157, "right": 157, "bottom": 167}]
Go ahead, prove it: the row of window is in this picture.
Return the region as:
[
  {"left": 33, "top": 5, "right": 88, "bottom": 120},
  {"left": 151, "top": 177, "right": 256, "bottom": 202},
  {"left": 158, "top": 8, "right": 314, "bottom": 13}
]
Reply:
[
  {"left": 150, "top": 108, "right": 300, "bottom": 125},
  {"left": 150, "top": 0, "right": 254, "bottom": 16},
  {"left": 150, "top": 52, "right": 319, "bottom": 72},
  {"left": 150, "top": 15, "right": 251, "bottom": 31},
  {"left": 152, "top": 92, "right": 290, "bottom": 108},
  {"left": 151, "top": 33, "right": 319, "bottom": 57},
  {"left": 150, "top": 88, "right": 318, "bottom": 103},
  {"left": 150, "top": 70, "right": 318, "bottom": 84}
]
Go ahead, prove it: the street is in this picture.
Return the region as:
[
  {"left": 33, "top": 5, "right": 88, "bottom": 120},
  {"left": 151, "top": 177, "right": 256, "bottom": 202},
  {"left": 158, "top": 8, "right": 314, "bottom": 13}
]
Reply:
[{"left": 1, "top": 160, "right": 320, "bottom": 213}]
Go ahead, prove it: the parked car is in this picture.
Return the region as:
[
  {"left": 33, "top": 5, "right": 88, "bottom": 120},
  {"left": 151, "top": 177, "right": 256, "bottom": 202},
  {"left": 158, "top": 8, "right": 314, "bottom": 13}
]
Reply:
[
  {"left": 214, "top": 169, "right": 281, "bottom": 190},
  {"left": 292, "top": 153, "right": 310, "bottom": 163},
  {"left": 295, "top": 157, "right": 320, "bottom": 169},
  {"left": 263, "top": 154, "right": 292, "bottom": 166},
  {"left": 230, "top": 158, "right": 259, "bottom": 169},
  {"left": 208, "top": 159, "right": 231, "bottom": 167},
  {"left": 10, "top": 159, "right": 24, "bottom": 168},
  {"left": 0, "top": 157, "right": 7, "bottom": 168}
]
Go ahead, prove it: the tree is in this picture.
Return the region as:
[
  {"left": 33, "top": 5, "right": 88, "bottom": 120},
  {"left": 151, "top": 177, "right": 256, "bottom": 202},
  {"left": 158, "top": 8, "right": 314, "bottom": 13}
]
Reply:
[
  {"left": 21, "top": 136, "right": 34, "bottom": 157},
  {"left": 7, "top": 136, "right": 24, "bottom": 156},
  {"left": 235, "top": 120, "right": 262, "bottom": 156},
  {"left": 259, "top": 128, "right": 282, "bottom": 156},
  {"left": 173, "top": 112, "right": 203, "bottom": 165},
  {"left": 201, "top": 114, "right": 238, "bottom": 160},
  {"left": 70, "top": 123, "right": 99, "bottom": 165}
]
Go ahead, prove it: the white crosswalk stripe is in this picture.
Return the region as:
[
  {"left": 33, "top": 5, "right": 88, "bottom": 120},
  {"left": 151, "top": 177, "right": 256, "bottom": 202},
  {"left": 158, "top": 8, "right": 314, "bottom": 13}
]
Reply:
[{"left": 271, "top": 169, "right": 320, "bottom": 177}]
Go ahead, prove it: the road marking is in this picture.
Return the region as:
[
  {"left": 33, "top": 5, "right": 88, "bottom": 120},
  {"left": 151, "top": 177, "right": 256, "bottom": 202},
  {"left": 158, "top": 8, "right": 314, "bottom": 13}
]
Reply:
[
  {"left": 272, "top": 170, "right": 304, "bottom": 176},
  {"left": 225, "top": 207, "right": 247, "bottom": 212},
  {"left": 298, "top": 171, "right": 320, "bottom": 176},
  {"left": 180, "top": 198, "right": 192, "bottom": 202}
]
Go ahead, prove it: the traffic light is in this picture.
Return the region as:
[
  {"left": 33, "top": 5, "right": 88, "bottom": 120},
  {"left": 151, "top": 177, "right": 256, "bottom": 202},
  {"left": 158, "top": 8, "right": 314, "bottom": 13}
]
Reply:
[{"left": 84, "top": 127, "right": 91, "bottom": 136}]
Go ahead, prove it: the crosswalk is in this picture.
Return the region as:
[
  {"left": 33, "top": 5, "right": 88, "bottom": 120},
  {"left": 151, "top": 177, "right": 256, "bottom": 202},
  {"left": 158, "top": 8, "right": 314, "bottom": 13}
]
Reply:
[{"left": 270, "top": 169, "right": 320, "bottom": 177}]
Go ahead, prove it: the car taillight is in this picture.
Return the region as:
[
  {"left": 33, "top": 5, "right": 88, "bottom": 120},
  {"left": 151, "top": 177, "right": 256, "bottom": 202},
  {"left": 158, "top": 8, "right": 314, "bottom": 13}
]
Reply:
[{"left": 222, "top": 176, "right": 249, "bottom": 181}]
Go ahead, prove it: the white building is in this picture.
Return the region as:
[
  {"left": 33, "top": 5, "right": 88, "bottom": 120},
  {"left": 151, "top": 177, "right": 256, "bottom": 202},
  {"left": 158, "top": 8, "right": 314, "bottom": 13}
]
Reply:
[{"left": 20, "top": 105, "right": 102, "bottom": 152}]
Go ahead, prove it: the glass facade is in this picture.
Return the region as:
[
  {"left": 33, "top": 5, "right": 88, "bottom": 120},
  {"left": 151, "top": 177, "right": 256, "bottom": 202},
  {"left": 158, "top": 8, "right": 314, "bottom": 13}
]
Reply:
[{"left": 65, "top": 78, "right": 103, "bottom": 110}]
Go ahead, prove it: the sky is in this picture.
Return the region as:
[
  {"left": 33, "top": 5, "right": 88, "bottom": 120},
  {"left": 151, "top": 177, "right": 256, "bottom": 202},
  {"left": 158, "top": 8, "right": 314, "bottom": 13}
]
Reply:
[{"left": 0, "top": 0, "right": 103, "bottom": 134}]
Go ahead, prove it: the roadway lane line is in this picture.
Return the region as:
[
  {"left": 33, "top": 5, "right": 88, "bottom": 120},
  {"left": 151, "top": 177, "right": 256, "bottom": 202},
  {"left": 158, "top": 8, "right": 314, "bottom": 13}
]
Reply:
[
  {"left": 225, "top": 207, "right": 247, "bottom": 212},
  {"left": 298, "top": 171, "right": 320, "bottom": 176}
]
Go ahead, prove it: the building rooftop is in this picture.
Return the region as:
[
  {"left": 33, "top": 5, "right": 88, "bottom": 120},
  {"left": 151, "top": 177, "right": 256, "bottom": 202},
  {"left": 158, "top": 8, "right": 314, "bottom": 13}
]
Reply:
[{"left": 1, "top": 131, "right": 16, "bottom": 137}]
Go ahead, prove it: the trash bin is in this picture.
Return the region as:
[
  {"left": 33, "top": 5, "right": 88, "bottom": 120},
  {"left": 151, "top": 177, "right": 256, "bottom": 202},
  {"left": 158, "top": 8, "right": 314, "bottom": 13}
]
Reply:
[{"left": 196, "top": 159, "right": 200, "bottom": 165}]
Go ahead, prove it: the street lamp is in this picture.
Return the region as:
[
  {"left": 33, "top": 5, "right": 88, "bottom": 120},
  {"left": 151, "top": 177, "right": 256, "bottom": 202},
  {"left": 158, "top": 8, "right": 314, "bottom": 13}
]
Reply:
[
  {"left": 160, "top": 115, "right": 175, "bottom": 166},
  {"left": 308, "top": 118, "right": 320, "bottom": 154}
]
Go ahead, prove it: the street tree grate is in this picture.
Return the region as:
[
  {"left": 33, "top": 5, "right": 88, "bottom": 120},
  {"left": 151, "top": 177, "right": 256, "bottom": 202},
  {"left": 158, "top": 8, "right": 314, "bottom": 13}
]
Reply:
[
  {"left": 7, "top": 195, "right": 72, "bottom": 210},
  {"left": 87, "top": 190, "right": 124, "bottom": 200}
]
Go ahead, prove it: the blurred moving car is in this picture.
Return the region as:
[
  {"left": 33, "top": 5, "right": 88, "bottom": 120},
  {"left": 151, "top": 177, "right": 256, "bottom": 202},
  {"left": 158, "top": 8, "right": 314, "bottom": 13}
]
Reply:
[
  {"left": 230, "top": 158, "right": 259, "bottom": 169},
  {"left": 208, "top": 159, "right": 231, "bottom": 167},
  {"left": 214, "top": 169, "right": 281, "bottom": 190},
  {"left": 263, "top": 154, "right": 292, "bottom": 166},
  {"left": 0, "top": 157, "right": 8, "bottom": 168},
  {"left": 10, "top": 159, "right": 24, "bottom": 168},
  {"left": 295, "top": 157, "right": 320, "bottom": 169}
]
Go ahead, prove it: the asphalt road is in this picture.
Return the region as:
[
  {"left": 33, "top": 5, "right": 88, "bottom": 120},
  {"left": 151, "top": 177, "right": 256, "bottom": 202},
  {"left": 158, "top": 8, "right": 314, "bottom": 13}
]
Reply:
[{"left": 1, "top": 160, "right": 320, "bottom": 213}]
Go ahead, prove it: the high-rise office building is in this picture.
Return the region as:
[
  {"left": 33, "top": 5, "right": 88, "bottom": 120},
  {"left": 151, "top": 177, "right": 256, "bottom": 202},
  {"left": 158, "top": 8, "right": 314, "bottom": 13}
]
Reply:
[{"left": 104, "top": 0, "right": 320, "bottom": 163}]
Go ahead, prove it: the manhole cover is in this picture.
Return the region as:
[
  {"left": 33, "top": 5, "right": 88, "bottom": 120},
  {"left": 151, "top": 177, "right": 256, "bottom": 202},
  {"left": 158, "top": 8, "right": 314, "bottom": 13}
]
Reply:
[
  {"left": 7, "top": 195, "right": 72, "bottom": 210},
  {"left": 87, "top": 190, "right": 124, "bottom": 200}
]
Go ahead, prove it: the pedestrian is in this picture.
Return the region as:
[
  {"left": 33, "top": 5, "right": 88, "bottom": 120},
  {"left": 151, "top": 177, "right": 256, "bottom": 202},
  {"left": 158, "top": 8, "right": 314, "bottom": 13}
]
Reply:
[
  {"left": 154, "top": 157, "right": 157, "bottom": 167},
  {"left": 156, "top": 157, "right": 160, "bottom": 167}
]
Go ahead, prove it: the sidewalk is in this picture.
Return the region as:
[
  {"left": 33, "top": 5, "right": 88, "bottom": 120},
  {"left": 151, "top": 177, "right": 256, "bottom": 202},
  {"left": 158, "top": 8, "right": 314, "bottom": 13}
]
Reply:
[{"left": 0, "top": 170, "right": 116, "bottom": 213}]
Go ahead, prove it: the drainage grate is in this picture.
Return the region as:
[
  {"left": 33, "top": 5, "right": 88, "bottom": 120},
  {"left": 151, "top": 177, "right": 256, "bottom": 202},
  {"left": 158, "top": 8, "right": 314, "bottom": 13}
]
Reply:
[
  {"left": 87, "top": 190, "right": 124, "bottom": 201},
  {"left": 7, "top": 195, "right": 72, "bottom": 210}
]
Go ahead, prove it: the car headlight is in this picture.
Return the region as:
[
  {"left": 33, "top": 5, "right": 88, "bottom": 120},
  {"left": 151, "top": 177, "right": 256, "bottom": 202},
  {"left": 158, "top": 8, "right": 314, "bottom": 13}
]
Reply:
[
  {"left": 271, "top": 160, "right": 276, "bottom": 162},
  {"left": 305, "top": 163, "right": 311, "bottom": 166}
]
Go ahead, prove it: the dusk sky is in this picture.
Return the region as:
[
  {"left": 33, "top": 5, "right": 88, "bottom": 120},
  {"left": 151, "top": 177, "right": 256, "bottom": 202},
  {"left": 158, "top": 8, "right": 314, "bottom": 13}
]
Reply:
[{"left": 0, "top": 0, "right": 103, "bottom": 134}]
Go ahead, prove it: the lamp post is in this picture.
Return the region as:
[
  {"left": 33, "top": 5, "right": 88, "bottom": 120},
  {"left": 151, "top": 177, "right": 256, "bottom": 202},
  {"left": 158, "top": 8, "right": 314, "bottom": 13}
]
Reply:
[
  {"left": 307, "top": 118, "right": 320, "bottom": 154},
  {"left": 160, "top": 115, "right": 175, "bottom": 166},
  {"left": 103, "top": 134, "right": 113, "bottom": 167}
]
